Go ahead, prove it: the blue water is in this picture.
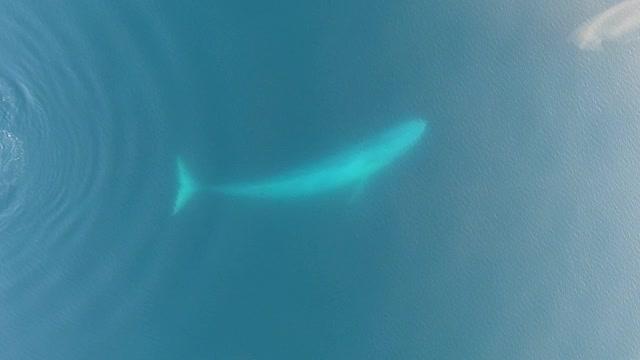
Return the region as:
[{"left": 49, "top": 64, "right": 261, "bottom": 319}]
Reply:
[{"left": 2, "top": 0, "right": 640, "bottom": 359}]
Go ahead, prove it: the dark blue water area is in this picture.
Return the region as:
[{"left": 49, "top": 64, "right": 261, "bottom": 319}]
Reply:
[{"left": 3, "top": 0, "right": 640, "bottom": 359}]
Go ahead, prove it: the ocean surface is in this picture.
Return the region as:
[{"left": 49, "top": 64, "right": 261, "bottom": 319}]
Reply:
[{"left": 2, "top": 0, "right": 640, "bottom": 359}]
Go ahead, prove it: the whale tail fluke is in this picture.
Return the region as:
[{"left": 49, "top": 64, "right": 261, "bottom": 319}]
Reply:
[{"left": 173, "top": 157, "right": 199, "bottom": 214}]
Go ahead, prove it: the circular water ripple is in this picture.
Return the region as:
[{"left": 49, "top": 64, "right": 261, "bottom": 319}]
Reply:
[
  {"left": 0, "top": 129, "right": 24, "bottom": 215},
  {"left": 0, "top": 129, "right": 24, "bottom": 184},
  {"left": 0, "top": 3, "right": 171, "bottom": 356},
  {"left": 0, "top": 129, "right": 24, "bottom": 187},
  {"left": 0, "top": 9, "right": 106, "bottom": 291},
  {"left": 0, "top": 77, "right": 35, "bottom": 238}
]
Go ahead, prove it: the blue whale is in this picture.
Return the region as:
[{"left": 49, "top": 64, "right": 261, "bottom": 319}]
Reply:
[{"left": 173, "top": 119, "right": 428, "bottom": 214}]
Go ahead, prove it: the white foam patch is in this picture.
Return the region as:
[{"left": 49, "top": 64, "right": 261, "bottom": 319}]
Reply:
[{"left": 570, "top": 0, "right": 640, "bottom": 50}]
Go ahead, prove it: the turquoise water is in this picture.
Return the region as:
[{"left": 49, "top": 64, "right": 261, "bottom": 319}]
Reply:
[{"left": 2, "top": 0, "right": 640, "bottom": 359}]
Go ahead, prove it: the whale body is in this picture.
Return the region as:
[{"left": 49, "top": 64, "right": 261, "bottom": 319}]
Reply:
[{"left": 173, "top": 119, "right": 429, "bottom": 214}]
